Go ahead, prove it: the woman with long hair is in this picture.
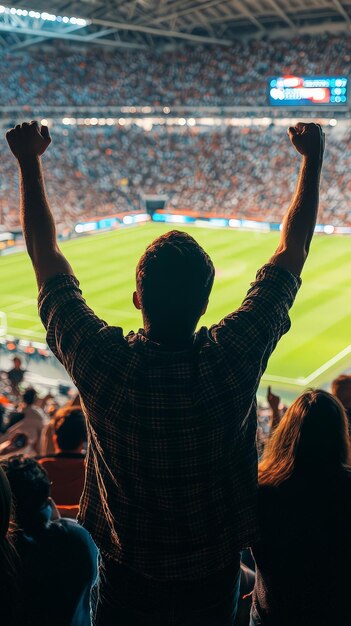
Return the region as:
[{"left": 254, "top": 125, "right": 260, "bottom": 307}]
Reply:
[
  {"left": 251, "top": 389, "right": 351, "bottom": 626},
  {"left": 0, "top": 465, "right": 21, "bottom": 624}
]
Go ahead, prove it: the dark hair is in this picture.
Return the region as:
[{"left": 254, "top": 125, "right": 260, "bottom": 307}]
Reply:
[
  {"left": 332, "top": 374, "right": 351, "bottom": 409},
  {"left": 136, "top": 230, "right": 215, "bottom": 336},
  {"left": 259, "top": 389, "right": 351, "bottom": 486},
  {"left": 55, "top": 408, "right": 86, "bottom": 451},
  {"left": 22, "top": 387, "right": 36, "bottom": 405},
  {"left": 2, "top": 457, "right": 50, "bottom": 527}
]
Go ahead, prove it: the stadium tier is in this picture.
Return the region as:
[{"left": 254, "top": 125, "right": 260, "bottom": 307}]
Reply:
[
  {"left": 0, "top": 122, "right": 350, "bottom": 234},
  {"left": 0, "top": 32, "right": 350, "bottom": 109}
]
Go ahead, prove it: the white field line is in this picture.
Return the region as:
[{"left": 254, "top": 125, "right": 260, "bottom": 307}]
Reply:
[
  {"left": 263, "top": 343, "right": 351, "bottom": 387},
  {"left": 10, "top": 313, "right": 42, "bottom": 322},
  {"left": 7, "top": 327, "right": 45, "bottom": 339},
  {"left": 262, "top": 374, "right": 305, "bottom": 386},
  {"left": 3, "top": 299, "right": 37, "bottom": 312}
]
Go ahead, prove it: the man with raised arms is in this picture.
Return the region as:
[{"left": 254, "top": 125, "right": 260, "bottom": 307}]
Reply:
[{"left": 6, "top": 120, "right": 324, "bottom": 625}]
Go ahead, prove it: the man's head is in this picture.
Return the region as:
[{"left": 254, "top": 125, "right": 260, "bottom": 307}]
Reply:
[
  {"left": 332, "top": 375, "right": 351, "bottom": 411},
  {"left": 22, "top": 387, "right": 36, "bottom": 406},
  {"left": 13, "top": 357, "right": 21, "bottom": 369},
  {"left": 53, "top": 407, "right": 86, "bottom": 453},
  {"left": 134, "top": 230, "right": 215, "bottom": 342},
  {"left": 2, "top": 457, "right": 51, "bottom": 530}
]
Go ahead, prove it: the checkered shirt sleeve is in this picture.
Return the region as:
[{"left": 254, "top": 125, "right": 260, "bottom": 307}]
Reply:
[{"left": 210, "top": 263, "right": 301, "bottom": 388}]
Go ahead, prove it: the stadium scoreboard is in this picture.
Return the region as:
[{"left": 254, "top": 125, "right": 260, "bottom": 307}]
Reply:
[{"left": 269, "top": 76, "right": 348, "bottom": 106}]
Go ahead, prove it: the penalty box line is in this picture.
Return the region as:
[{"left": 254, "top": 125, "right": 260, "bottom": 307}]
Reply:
[{"left": 262, "top": 343, "right": 351, "bottom": 387}]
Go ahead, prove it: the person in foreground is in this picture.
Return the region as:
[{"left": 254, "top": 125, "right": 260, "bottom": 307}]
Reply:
[
  {"left": 6, "top": 120, "right": 324, "bottom": 626},
  {"left": 251, "top": 389, "right": 351, "bottom": 626},
  {"left": 3, "top": 456, "right": 98, "bottom": 626}
]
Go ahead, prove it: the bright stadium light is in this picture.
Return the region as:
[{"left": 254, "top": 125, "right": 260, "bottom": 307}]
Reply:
[{"left": 0, "top": 5, "right": 90, "bottom": 26}]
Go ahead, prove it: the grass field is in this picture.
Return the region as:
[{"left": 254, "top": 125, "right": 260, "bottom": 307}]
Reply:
[{"left": 1, "top": 223, "right": 351, "bottom": 394}]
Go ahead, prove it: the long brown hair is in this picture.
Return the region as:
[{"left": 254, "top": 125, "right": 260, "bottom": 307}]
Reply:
[{"left": 259, "top": 389, "right": 351, "bottom": 486}]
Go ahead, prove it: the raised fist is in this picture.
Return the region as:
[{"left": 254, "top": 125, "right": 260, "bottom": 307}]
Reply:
[
  {"left": 288, "top": 122, "right": 325, "bottom": 163},
  {"left": 6, "top": 120, "right": 51, "bottom": 160}
]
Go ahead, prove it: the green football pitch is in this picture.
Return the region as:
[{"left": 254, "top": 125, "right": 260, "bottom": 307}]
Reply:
[{"left": 1, "top": 223, "right": 350, "bottom": 393}]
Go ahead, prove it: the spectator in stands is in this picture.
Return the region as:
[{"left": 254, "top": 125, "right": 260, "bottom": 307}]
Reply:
[
  {"left": 251, "top": 389, "right": 351, "bottom": 626},
  {"left": 7, "top": 356, "right": 25, "bottom": 395},
  {"left": 256, "top": 387, "right": 283, "bottom": 458},
  {"left": 332, "top": 374, "right": 351, "bottom": 432},
  {"left": 39, "top": 407, "right": 86, "bottom": 518},
  {"left": 7, "top": 119, "right": 324, "bottom": 625},
  {"left": 0, "top": 465, "right": 21, "bottom": 625},
  {"left": 0, "top": 387, "right": 46, "bottom": 457},
  {"left": 3, "top": 456, "right": 98, "bottom": 626}
]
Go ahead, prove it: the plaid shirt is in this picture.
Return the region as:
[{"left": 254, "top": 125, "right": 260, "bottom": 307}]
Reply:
[{"left": 38, "top": 263, "right": 300, "bottom": 580}]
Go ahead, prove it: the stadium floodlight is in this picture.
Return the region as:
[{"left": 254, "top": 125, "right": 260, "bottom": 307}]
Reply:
[{"left": 0, "top": 5, "right": 90, "bottom": 27}]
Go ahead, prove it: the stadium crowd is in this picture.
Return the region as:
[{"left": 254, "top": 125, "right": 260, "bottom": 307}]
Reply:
[
  {"left": 0, "top": 32, "right": 350, "bottom": 108},
  {"left": 0, "top": 123, "right": 350, "bottom": 232}
]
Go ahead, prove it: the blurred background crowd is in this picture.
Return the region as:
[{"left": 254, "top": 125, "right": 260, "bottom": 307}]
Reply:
[
  {"left": 0, "top": 33, "right": 349, "bottom": 108},
  {"left": 0, "top": 123, "right": 350, "bottom": 233}
]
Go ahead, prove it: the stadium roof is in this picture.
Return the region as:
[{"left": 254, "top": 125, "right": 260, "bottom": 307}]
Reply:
[{"left": 0, "top": 0, "right": 350, "bottom": 51}]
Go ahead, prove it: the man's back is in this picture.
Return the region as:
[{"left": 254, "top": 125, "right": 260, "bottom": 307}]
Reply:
[{"left": 39, "top": 264, "right": 300, "bottom": 580}]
